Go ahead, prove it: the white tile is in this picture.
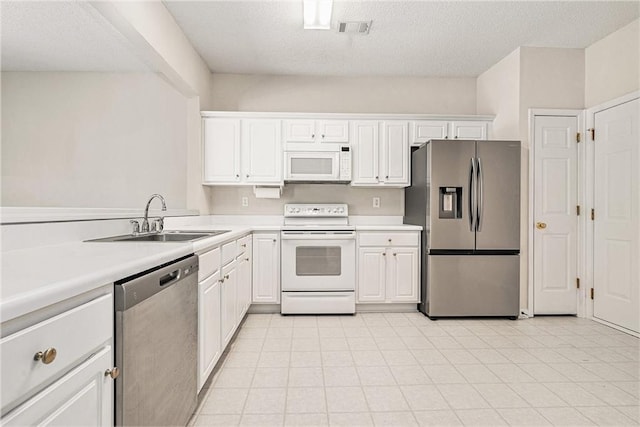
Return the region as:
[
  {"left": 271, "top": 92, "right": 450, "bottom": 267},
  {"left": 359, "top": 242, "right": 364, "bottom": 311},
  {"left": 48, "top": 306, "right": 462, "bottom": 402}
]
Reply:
[
  {"left": 200, "top": 388, "right": 248, "bottom": 414},
  {"left": 293, "top": 328, "right": 319, "bottom": 339},
  {"left": 328, "top": 412, "right": 373, "bottom": 426},
  {"left": 516, "top": 363, "right": 568, "bottom": 383},
  {"left": 612, "top": 381, "right": 640, "bottom": 398},
  {"left": 195, "top": 414, "right": 241, "bottom": 426},
  {"left": 292, "top": 338, "right": 321, "bottom": 352},
  {"left": 473, "top": 383, "right": 529, "bottom": 408},
  {"left": 286, "top": 387, "right": 327, "bottom": 414},
  {"left": 315, "top": 316, "right": 344, "bottom": 328},
  {"left": 369, "top": 327, "right": 398, "bottom": 338},
  {"left": 363, "top": 386, "right": 410, "bottom": 412},
  {"left": 284, "top": 413, "right": 329, "bottom": 426},
  {"left": 486, "top": 364, "right": 536, "bottom": 383},
  {"left": 536, "top": 407, "right": 596, "bottom": 426},
  {"left": 437, "top": 384, "right": 490, "bottom": 409},
  {"left": 454, "top": 336, "right": 491, "bottom": 349},
  {"left": 322, "top": 351, "right": 355, "bottom": 367},
  {"left": 326, "top": 387, "right": 369, "bottom": 413},
  {"left": 411, "top": 349, "right": 449, "bottom": 365},
  {"left": 347, "top": 337, "right": 378, "bottom": 350},
  {"left": 440, "top": 349, "right": 480, "bottom": 365},
  {"left": 390, "top": 365, "right": 431, "bottom": 385},
  {"left": 213, "top": 367, "right": 255, "bottom": 388},
  {"left": 509, "top": 383, "right": 568, "bottom": 408},
  {"left": 244, "top": 388, "right": 287, "bottom": 414},
  {"left": 238, "top": 327, "right": 268, "bottom": 339},
  {"left": 320, "top": 337, "right": 350, "bottom": 351},
  {"left": 468, "top": 349, "right": 511, "bottom": 364},
  {"left": 258, "top": 351, "right": 291, "bottom": 368},
  {"left": 577, "top": 406, "right": 636, "bottom": 427},
  {"left": 413, "top": 410, "right": 462, "bottom": 426},
  {"left": 615, "top": 406, "right": 640, "bottom": 423},
  {"left": 252, "top": 367, "right": 289, "bottom": 388},
  {"left": 455, "top": 364, "right": 501, "bottom": 384},
  {"left": 352, "top": 350, "right": 387, "bottom": 367},
  {"left": 401, "top": 336, "right": 435, "bottom": 350},
  {"left": 371, "top": 411, "right": 418, "bottom": 426},
  {"left": 267, "top": 327, "right": 294, "bottom": 339},
  {"left": 239, "top": 413, "right": 285, "bottom": 426},
  {"left": 232, "top": 337, "right": 265, "bottom": 352},
  {"left": 340, "top": 316, "right": 367, "bottom": 328},
  {"left": 270, "top": 316, "right": 295, "bottom": 328},
  {"left": 263, "top": 338, "right": 293, "bottom": 352},
  {"left": 546, "top": 363, "right": 601, "bottom": 382},
  {"left": 393, "top": 326, "right": 422, "bottom": 337},
  {"left": 288, "top": 367, "right": 324, "bottom": 387},
  {"left": 498, "top": 348, "right": 541, "bottom": 364},
  {"left": 427, "top": 336, "right": 464, "bottom": 349},
  {"left": 400, "top": 385, "right": 449, "bottom": 411},
  {"left": 358, "top": 366, "right": 397, "bottom": 386},
  {"left": 290, "top": 351, "right": 322, "bottom": 367},
  {"left": 579, "top": 382, "right": 639, "bottom": 406},
  {"left": 381, "top": 350, "right": 418, "bottom": 366},
  {"left": 344, "top": 327, "right": 372, "bottom": 338},
  {"left": 374, "top": 336, "right": 407, "bottom": 350},
  {"left": 422, "top": 364, "right": 467, "bottom": 384},
  {"left": 542, "top": 382, "right": 602, "bottom": 407},
  {"left": 318, "top": 327, "right": 345, "bottom": 338},
  {"left": 454, "top": 409, "right": 507, "bottom": 426},
  {"left": 324, "top": 366, "right": 361, "bottom": 387},
  {"left": 496, "top": 408, "right": 551, "bottom": 426},
  {"left": 294, "top": 316, "right": 318, "bottom": 327},
  {"left": 224, "top": 352, "right": 260, "bottom": 368}
]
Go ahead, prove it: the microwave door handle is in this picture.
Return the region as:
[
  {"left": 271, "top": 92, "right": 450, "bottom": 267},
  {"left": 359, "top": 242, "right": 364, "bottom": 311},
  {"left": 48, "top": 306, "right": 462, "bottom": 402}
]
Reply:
[{"left": 468, "top": 157, "right": 476, "bottom": 232}]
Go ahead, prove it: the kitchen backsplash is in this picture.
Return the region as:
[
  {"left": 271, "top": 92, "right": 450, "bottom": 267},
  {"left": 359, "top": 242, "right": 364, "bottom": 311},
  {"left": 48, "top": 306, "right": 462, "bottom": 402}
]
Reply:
[{"left": 207, "top": 184, "right": 404, "bottom": 215}]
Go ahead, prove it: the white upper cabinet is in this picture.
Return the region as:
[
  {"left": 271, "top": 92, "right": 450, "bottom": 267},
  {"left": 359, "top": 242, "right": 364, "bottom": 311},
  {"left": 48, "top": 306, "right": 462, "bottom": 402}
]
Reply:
[
  {"left": 450, "top": 120, "right": 489, "bottom": 140},
  {"left": 351, "top": 121, "right": 380, "bottom": 185},
  {"left": 412, "top": 120, "right": 449, "bottom": 144},
  {"left": 203, "top": 118, "right": 241, "bottom": 183},
  {"left": 242, "top": 119, "right": 282, "bottom": 184},
  {"left": 381, "top": 121, "right": 410, "bottom": 186},
  {"left": 284, "top": 119, "right": 349, "bottom": 144}
]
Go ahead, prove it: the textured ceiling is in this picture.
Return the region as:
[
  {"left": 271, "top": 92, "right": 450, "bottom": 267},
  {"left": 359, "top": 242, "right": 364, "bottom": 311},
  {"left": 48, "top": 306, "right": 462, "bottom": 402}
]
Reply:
[
  {"left": 164, "top": 0, "right": 640, "bottom": 77},
  {"left": 1, "top": 1, "right": 150, "bottom": 71}
]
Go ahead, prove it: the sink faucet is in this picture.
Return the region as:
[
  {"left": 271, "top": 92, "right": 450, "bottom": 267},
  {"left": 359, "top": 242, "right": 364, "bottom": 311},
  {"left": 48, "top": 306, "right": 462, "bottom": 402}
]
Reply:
[{"left": 142, "top": 194, "right": 167, "bottom": 233}]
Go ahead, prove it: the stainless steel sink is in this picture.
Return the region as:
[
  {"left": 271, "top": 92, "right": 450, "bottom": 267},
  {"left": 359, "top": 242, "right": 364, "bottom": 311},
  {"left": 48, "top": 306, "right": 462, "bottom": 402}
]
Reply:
[{"left": 87, "top": 230, "right": 230, "bottom": 243}]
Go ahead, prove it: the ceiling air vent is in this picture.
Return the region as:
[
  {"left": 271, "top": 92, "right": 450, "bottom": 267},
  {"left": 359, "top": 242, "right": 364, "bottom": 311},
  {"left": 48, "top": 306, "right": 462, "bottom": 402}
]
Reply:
[{"left": 338, "top": 21, "right": 371, "bottom": 34}]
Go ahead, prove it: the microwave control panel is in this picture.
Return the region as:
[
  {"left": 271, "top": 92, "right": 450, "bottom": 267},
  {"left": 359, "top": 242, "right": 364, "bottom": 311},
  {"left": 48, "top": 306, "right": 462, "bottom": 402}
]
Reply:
[{"left": 340, "top": 146, "right": 351, "bottom": 181}]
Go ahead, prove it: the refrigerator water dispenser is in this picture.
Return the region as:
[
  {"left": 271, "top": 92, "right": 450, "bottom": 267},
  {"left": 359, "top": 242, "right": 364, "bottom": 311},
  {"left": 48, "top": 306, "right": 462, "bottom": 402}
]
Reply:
[{"left": 439, "top": 187, "right": 462, "bottom": 219}]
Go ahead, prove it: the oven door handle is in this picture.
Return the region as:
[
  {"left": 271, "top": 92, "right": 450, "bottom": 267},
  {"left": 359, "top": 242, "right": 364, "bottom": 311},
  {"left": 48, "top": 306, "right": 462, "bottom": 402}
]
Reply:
[{"left": 281, "top": 232, "right": 356, "bottom": 240}]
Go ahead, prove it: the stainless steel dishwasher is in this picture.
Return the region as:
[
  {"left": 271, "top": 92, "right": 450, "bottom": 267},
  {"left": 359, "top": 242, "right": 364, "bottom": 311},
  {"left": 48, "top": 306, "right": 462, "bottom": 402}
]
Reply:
[{"left": 114, "top": 255, "right": 198, "bottom": 426}]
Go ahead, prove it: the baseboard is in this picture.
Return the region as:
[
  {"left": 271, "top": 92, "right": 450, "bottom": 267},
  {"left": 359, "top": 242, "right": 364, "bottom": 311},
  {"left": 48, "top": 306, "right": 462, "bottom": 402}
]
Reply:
[
  {"left": 248, "top": 304, "right": 281, "bottom": 314},
  {"left": 355, "top": 303, "right": 418, "bottom": 313}
]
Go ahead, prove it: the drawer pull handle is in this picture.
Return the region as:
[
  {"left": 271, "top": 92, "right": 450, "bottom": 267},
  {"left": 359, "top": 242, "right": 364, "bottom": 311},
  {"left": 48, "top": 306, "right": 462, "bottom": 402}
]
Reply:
[
  {"left": 34, "top": 348, "right": 57, "bottom": 364},
  {"left": 105, "top": 367, "right": 120, "bottom": 379}
]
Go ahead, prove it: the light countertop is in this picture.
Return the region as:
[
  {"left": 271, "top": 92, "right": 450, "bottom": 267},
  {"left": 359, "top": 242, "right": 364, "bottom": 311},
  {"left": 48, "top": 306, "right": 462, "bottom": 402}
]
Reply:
[{"left": 1, "top": 222, "right": 420, "bottom": 323}]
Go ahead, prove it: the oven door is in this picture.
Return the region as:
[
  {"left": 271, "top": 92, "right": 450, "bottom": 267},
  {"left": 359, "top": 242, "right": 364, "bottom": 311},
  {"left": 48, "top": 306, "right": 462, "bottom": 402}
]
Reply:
[
  {"left": 285, "top": 151, "right": 340, "bottom": 181},
  {"left": 281, "top": 231, "right": 356, "bottom": 291}
]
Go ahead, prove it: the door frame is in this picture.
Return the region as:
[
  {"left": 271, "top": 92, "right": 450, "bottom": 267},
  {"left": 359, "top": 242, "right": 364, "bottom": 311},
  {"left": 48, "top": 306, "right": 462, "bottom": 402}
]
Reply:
[
  {"left": 585, "top": 90, "right": 640, "bottom": 336},
  {"left": 527, "top": 109, "right": 586, "bottom": 318}
]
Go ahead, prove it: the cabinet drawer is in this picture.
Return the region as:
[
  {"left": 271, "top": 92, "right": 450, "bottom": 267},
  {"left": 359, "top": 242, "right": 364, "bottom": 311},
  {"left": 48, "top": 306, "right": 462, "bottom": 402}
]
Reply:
[
  {"left": 237, "top": 235, "right": 251, "bottom": 256},
  {"left": 198, "top": 246, "right": 221, "bottom": 282},
  {"left": 1, "top": 294, "right": 113, "bottom": 412},
  {"left": 359, "top": 232, "right": 419, "bottom": 247},
  {"left": 221, "top": 240, "right": 238, "bottom": 266}
]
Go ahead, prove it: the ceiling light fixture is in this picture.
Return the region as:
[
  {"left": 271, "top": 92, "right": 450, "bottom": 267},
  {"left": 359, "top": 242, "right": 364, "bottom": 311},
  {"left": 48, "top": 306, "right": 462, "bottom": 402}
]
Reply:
[{"left": 303, "top": 0, "right": 333, "bottom": 30}]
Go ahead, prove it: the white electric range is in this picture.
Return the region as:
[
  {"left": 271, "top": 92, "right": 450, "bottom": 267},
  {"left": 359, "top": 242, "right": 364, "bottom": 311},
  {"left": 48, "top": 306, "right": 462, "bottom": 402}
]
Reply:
[{"left": 280, "top": 204, "right": 356, "bottom": 314}]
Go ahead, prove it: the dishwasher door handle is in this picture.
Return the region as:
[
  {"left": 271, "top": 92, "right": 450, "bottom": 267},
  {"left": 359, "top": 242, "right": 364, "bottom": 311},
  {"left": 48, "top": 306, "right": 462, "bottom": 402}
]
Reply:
[{"left": 159, "top": 269, "right": 181, "bottom": 286}]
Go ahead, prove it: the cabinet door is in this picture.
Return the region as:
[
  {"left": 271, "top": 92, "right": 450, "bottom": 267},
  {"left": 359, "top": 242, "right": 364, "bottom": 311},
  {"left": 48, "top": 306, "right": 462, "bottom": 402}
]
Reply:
[
  {"left": 198, "top": 272, "right": 221, "bottom": 391},
  {"left": 317, "top": 120, "right": 349, "bottom": 143},
  {"left": 381, "top": 121, "right": 409, "bottom": 185},
  {"left": 412, "top": 120, "right": 449, "bottom": 145},
  {"left": 221, "top": 266, "right": 237, "bottom": 348},
  {"left": 357, "top": 248, "right": 386, "bottom": 302},
  {"left": 2, "top": 346, "right": 113, "bottom": 427},
  {"left": 449, "top": 121, "right": 489, "bottom": 140},
  {"left": 236, "top": 257, "right": 251, "bottom": 322},
  {"left": 387, "top": 247, "right": 419, "bottom": 302},
  {"left": 252, "top": 234, "right": 280, "bottom": 303},
  {"left": 203, "top": 118, "right": 241, "bottom": 183},
  {"left": 284, "top": 119, "right": 316, "bottom": 143},
  {"left": 351, "top": 121, "right": 380, "bottom": 185},
  {"left": 242, "top": 119, "right": 282, "bottom": 184}
]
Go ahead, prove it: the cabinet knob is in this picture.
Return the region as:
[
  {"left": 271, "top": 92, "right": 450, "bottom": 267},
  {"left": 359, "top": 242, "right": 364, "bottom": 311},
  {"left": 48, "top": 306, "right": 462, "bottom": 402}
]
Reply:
[
  {"left": 236, "top": 174, "right": 240, "bottom": 178},
  {"left": 220, "top": 278, "right": 225, "bottom": 283},
  {"left": 311, "top": 134, "right": 315, "bottom": 138},
  {"left": 444, "top": 136, "right": 448, "bottom": 139},
  {"left": 393, "top": 253, "right": 397, "bottom": 256},
  {"left": 225, "top": 274, "right": 230, "bottom": 279},
  {"left": 388, "top": 238, "right": 392, "bottom": 243},
  {"left": 454, "top": 136, "right": 458, "bottom": 139},
  {"left": 105, "top": 367, "right": 120, "bottom": 379},
  {"left": 241, "top": 244, "right": 247, "bottom": 248},
  {"left": 34, "top": 347, "right": 57, "bottom": 364},
  {"left": 245, "top": 257, "right": 250, "bottom": 261},
  {"left": 273, "top": 239, "right": 277, "bottom": 242},
  {"left": 386, "top": 175, "right": 389, "bottom": 179},
  {"left": 382, "top": 252, "right": 386, "bottom": 256},
  {"left": 246, "top": 174, "right": 249, "bottom": 178},
  {"left": 322, "top": 134, "right": 325, "bottom": 138}
]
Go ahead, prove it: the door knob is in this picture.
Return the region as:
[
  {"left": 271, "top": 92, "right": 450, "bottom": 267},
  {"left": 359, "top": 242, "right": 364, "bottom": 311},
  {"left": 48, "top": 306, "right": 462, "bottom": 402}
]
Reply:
[
  {"left": 535, "top": 222, "right": 547, "bottom": 229},
  {"left": 105, "top": 367, "right": 120, "bottom": 379}
]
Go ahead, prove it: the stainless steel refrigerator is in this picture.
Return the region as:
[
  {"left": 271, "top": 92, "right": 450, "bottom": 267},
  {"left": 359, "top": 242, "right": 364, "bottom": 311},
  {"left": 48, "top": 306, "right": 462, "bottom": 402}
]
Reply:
[{"left": 404, "top": 140, "right": 521, "bottom": 318}]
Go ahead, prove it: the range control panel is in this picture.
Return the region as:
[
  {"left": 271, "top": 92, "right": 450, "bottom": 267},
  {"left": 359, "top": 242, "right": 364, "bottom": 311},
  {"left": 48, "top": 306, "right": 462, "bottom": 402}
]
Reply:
[{"left": 284, "top": 204, "right": 349, "bottom": 218}]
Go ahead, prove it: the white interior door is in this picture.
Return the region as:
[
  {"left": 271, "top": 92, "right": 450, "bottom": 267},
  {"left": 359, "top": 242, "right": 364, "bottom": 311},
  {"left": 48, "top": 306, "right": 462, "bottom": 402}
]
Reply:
[
  {"left": 533, "top": 116, "right": 578, "bottom": 314},
  {"left": 593, "top": 98, "right": 639, "bottom": 333}
]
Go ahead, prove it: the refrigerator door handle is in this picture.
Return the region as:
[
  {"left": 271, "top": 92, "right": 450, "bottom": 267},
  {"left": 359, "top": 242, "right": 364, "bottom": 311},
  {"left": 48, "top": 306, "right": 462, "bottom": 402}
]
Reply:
[
  {"left": 477, "top": 157, "right": 484, "bottom": 231},
  {"left": 468, "top": 157, "right": 476, "bottom": 231}
]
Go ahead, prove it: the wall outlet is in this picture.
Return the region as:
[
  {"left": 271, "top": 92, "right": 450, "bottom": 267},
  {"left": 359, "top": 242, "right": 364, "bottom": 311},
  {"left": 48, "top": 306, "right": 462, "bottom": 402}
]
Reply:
[
  {"left": 241, "top": 197, "right": 249, "bottom": 207},
  {"left": 372, "top": 197, "right": 380, "bottom": 208}
]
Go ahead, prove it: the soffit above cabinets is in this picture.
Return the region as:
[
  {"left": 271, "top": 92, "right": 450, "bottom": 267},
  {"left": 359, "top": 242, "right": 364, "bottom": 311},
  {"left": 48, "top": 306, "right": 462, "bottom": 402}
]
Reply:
[
  {"left": 164, "top": 1, "right": 639, "bottom": 77},
  {"left": 1, "top": 1, "right": 150, "bottom": 72}
]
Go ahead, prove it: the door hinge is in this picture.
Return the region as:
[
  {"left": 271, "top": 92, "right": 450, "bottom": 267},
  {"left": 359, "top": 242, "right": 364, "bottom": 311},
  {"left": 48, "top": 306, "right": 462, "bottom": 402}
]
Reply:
[
  {"left": 576, "top": 277, "right": 580, "bottom": 289},
  {"left": 591, "top": 208, "right": 595, "bottom": 221},
  {"left": 590, "top": 288, "right": 594, "bottom": 299},
  {"left": 576, "top": 132, "right": 581, "bottom": 143},
  {"left": 589, "top": 128, "right": 595, "bottom": 141},
  {"left": 576, "top": 205, "right": 581, "bottom": 216}
]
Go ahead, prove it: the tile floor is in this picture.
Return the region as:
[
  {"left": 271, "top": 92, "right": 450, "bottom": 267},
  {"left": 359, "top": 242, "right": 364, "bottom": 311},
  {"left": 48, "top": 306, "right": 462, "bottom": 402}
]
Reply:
[{"left": 190, "top": 313, "right": 639, "bottom": 426}]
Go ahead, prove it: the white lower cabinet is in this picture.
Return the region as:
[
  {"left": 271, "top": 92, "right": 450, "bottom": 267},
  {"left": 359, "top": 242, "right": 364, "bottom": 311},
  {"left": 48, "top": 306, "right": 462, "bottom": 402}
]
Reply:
[
  {"left": 252, "top": 233, "right": 280, "bottom": 304},
  {"left": 237, "top": 248, "right": 252, "bottom": 319},
  {"left": 357, "top": 232, "right": 420, "bottom": 304},
  {"left": 221, "top": 262, "right": 237, "bottom": 348},
  {"left": 2, "top": 346, "right": 113, "bottom": 427},
  {"left": 197, "top": 271, "right": 221, "bottom": 391}
]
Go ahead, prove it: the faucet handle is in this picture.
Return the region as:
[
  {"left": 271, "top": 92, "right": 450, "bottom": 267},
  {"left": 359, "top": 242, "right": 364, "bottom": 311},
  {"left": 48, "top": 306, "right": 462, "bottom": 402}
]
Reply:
[
  {"left": 130, "top": 220, "right": 140, "bottom": 234},
  {"left": 141, "top": 219, "right": 150, "bottom": 233},
  {"left": 155, "top": 217, "right": 164, "bottom": 233}
]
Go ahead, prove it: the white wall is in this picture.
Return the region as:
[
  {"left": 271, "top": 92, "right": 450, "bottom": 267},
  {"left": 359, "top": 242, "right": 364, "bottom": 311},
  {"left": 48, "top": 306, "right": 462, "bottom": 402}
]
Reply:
[
  {"left": 585, "top": 19, "right": 640, "bottom": 108},
  {"left": 1, "top": 72, "right": 188, "bottom": 209}
]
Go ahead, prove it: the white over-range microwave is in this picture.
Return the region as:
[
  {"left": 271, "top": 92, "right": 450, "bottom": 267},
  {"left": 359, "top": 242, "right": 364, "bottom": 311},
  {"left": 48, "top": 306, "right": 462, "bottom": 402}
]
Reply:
[{"left": 284, "top": 146, "right": 351, "bottom": 183}]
